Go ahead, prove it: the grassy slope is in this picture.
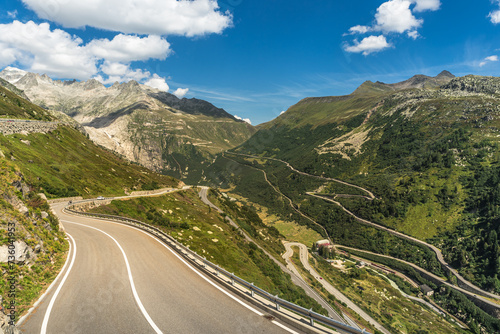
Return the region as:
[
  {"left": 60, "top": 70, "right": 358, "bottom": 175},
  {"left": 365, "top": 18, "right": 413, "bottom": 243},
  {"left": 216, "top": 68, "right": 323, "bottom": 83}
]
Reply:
[
  {"left": 0, "top": 126, "right": 178, "bottom": 198},
  {"left": 0, "top": 157, "right": 68, "bottom": 317},
  {"left": 0, "top": 85, "right": 54, "bottom": 121},
  {"left": 88, "top": 188, "right": 327, "bottom": 314}
]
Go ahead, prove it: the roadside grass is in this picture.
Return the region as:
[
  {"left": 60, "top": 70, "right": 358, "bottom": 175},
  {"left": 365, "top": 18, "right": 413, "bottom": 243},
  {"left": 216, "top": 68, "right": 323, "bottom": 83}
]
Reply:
[
  {"left": 0, "top": 158, "right": 68, "bottom": 318},
  {"left": 220, "top": 182, "right": 325, "bottom": 247}
]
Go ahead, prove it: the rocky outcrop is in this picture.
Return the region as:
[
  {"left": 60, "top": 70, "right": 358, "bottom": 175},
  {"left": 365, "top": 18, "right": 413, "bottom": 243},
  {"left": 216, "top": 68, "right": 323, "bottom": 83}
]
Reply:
[
  {"left": 441, "top": 75, "right": 500, "bottom": 95},
  {"left": 0, "top": 310, "right": 21, "bottom": 334},
  {"left": 0, "top": 241, "right": 34, "bottom": 264}
]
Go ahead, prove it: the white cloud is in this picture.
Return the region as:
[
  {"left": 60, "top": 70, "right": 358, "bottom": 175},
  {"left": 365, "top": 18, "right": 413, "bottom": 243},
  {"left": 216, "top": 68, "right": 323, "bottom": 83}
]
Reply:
[
  {"left": 0, "top": 20, "right": 175, "bottom": 89},
  {"left": 374, "top": 0, "right": 422, "bottom": 34},
  {"left": 412, "top": 0, "right": 440, "bottom": 12},
  {"left": 97, "top": 61, "right": 151, "bottom": 84},
  {"left": 345, "top": 0, "right": 440, "bottom": 55},
  {"left": 144, "top": 74, "right": 169, "bottom": 92},
  {"left": 407, "top": 30, "right": 420, "bottom": 39},
  {"left": 0, "top": 20, "right": 96, "bottom": 79},
  {"left": 344, "top": 35, "right": 391, "bottom": 55},
  {"left": 7, "top": 10, "right": 18, "bottom": 18},
  {"left": 348, "top": 25, "right": 371, "bottom": 35},
  {"left": 234, "top": 115, "right": 252, "bottom": 125},
  {"left": 87, "top": 34, "right": 171, "bottom": 63},
  {"left": 22, "top": 0, "right": 232, "bottom": 37},
  {"left": 173, "top": 88, "right": 189, "bottom": 98},
  {"left": 479, "top": 55, "right": 499, "bottom": 67},
  {"left": 490, "top": 10, "right": 500, "bottom": 24}
]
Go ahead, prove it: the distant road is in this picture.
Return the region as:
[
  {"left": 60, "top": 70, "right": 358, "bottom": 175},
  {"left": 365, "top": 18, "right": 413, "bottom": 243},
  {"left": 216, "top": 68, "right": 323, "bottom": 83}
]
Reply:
[
  {"left": 225, "top": 152, "right": 375, "bottom": 199},
  {"left": 283, "top": 243, "right": 390, "bottom": 334},
  {"left": 225, "top": 151, "right": 500, "bottom": 302},
  {"left": 197, "top": 187, "right": 347, "bottom": 325},
  {"left": 20, "top": 202, "right": 294, "bottom": 334}
]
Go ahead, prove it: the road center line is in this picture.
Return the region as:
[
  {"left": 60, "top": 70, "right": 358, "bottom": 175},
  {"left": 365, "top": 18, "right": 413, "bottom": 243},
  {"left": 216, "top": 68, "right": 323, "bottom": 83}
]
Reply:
[
  {"left": 41, "top": 233, "right": 77, "bottom": 334},
  {"left": 68, "top": 217, "right": 299, "bottom": 333},
  {"left": 62, "top": 220, "right": 162, "bottom": 334}
]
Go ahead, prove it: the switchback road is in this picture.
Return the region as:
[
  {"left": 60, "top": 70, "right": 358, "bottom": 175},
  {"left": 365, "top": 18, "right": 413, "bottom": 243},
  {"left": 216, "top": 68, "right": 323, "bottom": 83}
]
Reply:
[
  {"left": 283, "top": 243, "right": 389, "bottom": 334},
  {"left": 197, "top": 187, "right": 347, "bottom": 326}
]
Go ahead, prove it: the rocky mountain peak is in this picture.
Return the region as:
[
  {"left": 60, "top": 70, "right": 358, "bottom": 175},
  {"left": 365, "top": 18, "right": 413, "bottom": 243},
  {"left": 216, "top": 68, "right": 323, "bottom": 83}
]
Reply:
[
  {"left": 436, "top": 70, "right": 455, "bottom": 79},
  {"left": 0, "top": 66, "right": 27, "bottom": 84},
  {"left": 352, "top": 71, "right": 455, "bottom": 95},
  {"left": 40, "top": 74, "right": 53, "bottom": 82},
  {"left": 16, "top": 72, "right": 40, "bottom": 87},
  {"left": 83, "top": 78, "right": 105, "bottom": 90}
]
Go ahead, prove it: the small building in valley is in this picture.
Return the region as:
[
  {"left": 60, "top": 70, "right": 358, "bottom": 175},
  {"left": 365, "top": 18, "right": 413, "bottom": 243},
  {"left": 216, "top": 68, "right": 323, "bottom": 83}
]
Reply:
[{"left": 420, "top": 284, "right": 434, "bottom": 297}]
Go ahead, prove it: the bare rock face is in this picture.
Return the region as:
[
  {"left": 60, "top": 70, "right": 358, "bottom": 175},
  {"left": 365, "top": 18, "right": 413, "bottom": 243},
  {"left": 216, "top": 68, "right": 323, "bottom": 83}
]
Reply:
[{"left": 0, "top": 241, "right": 33, "bottom": 264}]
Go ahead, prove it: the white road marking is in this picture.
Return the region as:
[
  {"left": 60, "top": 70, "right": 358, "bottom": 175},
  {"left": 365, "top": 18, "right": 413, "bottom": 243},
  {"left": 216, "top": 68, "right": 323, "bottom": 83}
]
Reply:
[
  {"left": 16, "top": 232, "right": 74, "bottom": 327},
  {"left": 41, "top": 233, "right": 77, "bottom": 334},
  {"left": 66, "top": 217, "right": 299, "bottom": 333},
  {"left": 62, "top": 220, "right": 163, "bottom": 334}
]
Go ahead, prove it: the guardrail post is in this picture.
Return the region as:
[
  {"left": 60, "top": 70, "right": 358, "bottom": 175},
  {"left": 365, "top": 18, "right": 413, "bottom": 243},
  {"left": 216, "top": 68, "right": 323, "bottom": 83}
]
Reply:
[
  {"left": 215, "top": 265, "right": 219, "bottom": 276},
  {"left": 275, "top": 295, "right": 280, "bottom": 311},
  {"left": 250, "top": 283, "right": 254, "bottom": 297},
  {"left": 309, "top": 308, "right": 314, "bottom": 326},
  {"left": 231, "top": 273, "right": 235, "bottom": 285}
]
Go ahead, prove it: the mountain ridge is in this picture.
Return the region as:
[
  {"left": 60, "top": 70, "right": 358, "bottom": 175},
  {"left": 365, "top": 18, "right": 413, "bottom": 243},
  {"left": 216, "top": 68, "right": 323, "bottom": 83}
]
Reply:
[{"left": 0, "top": 67, "right": 256, "bottom": 180}]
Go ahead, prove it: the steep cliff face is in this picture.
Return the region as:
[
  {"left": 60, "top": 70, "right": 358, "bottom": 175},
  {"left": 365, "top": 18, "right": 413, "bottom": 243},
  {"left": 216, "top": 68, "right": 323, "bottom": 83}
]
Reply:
[{"left": 0, "top": 69, "right": 255, "bottom": 180}]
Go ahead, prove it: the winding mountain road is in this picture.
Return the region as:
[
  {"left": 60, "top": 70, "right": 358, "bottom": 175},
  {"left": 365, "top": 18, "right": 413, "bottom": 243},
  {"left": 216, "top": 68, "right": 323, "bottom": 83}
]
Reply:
[
  {"left": 283, "top": 243, "right": 390, "bottom": 334},
  {"left": 225, "top": 152, "right": 500, "bottom": 304},
  {"left": 197, "top": 187, "right": 348, "bottom": 326},
  {"left": 19, "top": 202, "right": 296, "bottom": 334}
]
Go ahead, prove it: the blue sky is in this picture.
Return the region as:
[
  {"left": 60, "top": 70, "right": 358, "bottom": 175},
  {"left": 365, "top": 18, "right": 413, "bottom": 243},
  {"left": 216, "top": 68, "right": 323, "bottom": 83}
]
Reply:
[{"left": 1, "top": 1, "right": 500, "bottom": 125}]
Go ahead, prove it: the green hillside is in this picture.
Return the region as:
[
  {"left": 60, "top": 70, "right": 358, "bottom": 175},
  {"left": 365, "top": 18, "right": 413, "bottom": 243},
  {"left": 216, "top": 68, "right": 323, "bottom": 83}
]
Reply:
[
  {"left": 0, "top": 84, "right": 53, "bottom": 121},
  {"left": 0, "top": 127, "right": 178, "bottom": 198},
  {"left": 210, "top": 75, "right": 500, "bottom": 296}
]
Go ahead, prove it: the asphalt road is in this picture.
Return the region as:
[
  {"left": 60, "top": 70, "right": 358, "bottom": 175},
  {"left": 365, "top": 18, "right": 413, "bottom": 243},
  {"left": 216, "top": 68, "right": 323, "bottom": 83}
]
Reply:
[
  {"left": 197, "top": 187, "right": 346, "bottom": 324},
  {"left": 283, "top": 243, "right": 390, "bottom": 334},
  {"left": 19, "top": 203, "right": 295, "bottom": 334}
]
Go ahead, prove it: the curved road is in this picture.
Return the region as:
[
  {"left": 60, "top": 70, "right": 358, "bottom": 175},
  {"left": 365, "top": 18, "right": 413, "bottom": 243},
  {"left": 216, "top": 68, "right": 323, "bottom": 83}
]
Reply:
[
  {"left": 19, "top": 202, "right": 296, "bottom": 334},
  {"left": 283, "top": 243, "right": 390, "bottom": 334},
  {"left": 225, "top": 152, "right": 500, "bottom": 303},
  {"left": 197, "top": 187, "right": 347, "bottom": 326},
  {"left": 308, "top": 192, "right": 500, "bottom": 302}
]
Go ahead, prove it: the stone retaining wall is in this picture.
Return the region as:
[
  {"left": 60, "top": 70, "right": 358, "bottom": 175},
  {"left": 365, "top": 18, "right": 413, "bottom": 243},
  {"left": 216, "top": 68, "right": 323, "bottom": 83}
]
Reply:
[
  {"left": 129, "top": 187, "right": 175, "bottom": 196},
  {"left": 0, "top": 121, "right": 59, "bottom": 135},
  {"left": 47, "top": 196, "right": 83, "bottom": 204}
]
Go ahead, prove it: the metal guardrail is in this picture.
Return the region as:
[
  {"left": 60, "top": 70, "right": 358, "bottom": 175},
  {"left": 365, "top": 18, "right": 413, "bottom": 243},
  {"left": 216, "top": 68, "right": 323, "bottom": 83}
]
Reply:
[{"left": 64, "top": 204, "right": 370, "bottom": 334}]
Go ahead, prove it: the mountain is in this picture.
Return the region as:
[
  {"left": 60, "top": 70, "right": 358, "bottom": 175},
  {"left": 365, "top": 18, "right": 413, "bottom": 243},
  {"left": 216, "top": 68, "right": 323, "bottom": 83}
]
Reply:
[
  {"left": 0, "top": 66, "right": 27, "bottom": 83},
  {"left": 352, "top": 70, "right": 455, "bottom": 95},
  {"left": 263, "top": 71, "right": 455, "bottom": 129},
  {"left": 0, "top": 86, "right": 180, "bottom": 331},
  {"left": 0, "top": 68, "right": 256, "bottom": 181},
  {"left": 202, "top": 72, "right": 500, "bottom": 328}
]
